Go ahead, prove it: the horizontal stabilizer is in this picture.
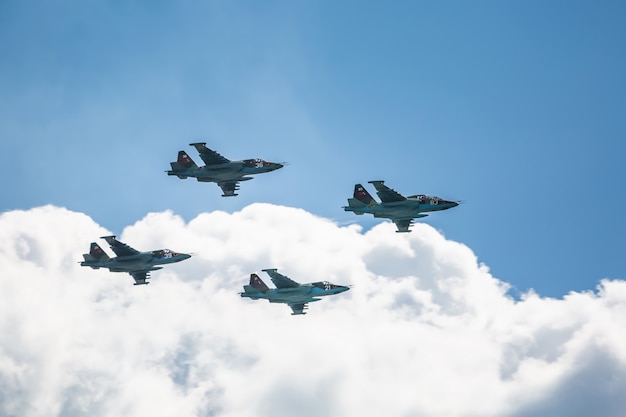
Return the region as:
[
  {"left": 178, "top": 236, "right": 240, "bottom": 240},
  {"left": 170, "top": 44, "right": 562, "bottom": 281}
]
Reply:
[
  {"left": 241, "top": 285, "right": 261, "bottom": 296},
  {"left": 344, "top": 198, "right": 367, "bottom": 214},
  {"left": 347, "top": 198, "right": 366, "bottom": 207},
  {"left": 168, "top": 162, "right": 189, "bottom": 178}
]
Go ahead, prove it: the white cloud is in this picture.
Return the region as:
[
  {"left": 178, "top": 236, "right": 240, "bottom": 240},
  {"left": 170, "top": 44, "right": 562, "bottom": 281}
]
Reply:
[{"left": 1, "top": 204, "right": 625, "bottom": 417}]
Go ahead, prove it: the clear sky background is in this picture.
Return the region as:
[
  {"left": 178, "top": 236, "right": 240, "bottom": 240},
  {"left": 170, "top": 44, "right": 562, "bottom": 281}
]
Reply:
[{"left": 1, "top": 2, "right": 626, "bottom": 416}]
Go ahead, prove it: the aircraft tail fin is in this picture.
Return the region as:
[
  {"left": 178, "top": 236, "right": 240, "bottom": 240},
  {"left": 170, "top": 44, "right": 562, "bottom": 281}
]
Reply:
[
  {"left": 81, "top": 242, "right": 110, "bottom": 266},
  {"left": 248, "top": 273, "right": 270, "bottom": 293},
  {"left": 168, "top": 151, "right": 198, "bottom": 177},
  {"left": 353, "top": 184, "right": 377, "bottom": 206}
]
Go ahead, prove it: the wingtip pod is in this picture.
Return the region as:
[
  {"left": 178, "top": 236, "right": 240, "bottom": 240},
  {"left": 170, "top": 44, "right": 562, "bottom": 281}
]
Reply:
[
  {"left": 100, "top": 235, "right": 116, "bottom": 242},
  {"left": 189, "top": 142, "right": 208, "bottom": 153},
  {"left": 367, "top": 180, "right": 391, "bottom": 193},
  {"left": 368, "top": 180, "right": 385, "bottom": 185},
  {"left": 261, "top": 268, "right": 278, "bottom": 273}
]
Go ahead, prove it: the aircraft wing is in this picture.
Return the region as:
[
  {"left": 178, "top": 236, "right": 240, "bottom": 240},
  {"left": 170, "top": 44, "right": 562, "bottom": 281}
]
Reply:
[
  {"left": 288, "top": 303, "right": 307, "bottom": 315},
  {"left": 130, "top": 271, "right": 150, "bottom": 285},
  {"left": 263, "top": 268, "right": 300, "bottom": 289},
  {"left": 101, "top": 236, "right": 140, "bottom": 257},
  {"left": 393, "top": 219, "right": 414, "bottom": 233},
  {"left": 190, "top": 143, "right": 231, "bottom": 166},
  {"left": 369, "top": 181, "right": 406, "bottom": 203},
  {"left": 217, "top": 181, "right": 240, "bottom": 197}
]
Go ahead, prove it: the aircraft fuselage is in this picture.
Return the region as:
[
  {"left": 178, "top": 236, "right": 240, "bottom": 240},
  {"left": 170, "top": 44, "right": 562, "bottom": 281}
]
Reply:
[
  {"left": 168, "top": 160, "right": 283, "bottom": 181},
  {"left": 241, "top": 283, "right": 349, "bottom": 304},
  {"left": 81, "top": 250, "right": 191, "bottom": 273},
  {"left": 345, "top": 199, "right": 458, "bottom": 219}
]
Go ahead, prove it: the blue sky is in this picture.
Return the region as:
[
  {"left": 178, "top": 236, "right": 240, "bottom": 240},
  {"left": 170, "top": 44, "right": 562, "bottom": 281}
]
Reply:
[{"left": 1, "top": 0, "right": 625, "bottom": 298}]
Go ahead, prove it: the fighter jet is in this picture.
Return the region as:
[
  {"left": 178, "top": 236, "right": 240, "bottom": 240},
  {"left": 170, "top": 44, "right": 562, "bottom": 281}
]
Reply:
[
  {"left": 80, "top": 235, "right": 191, "bottom": 285},
  {"left": 343, "top": 180, "right": 459, "bottom": 233},
  {"left": 240, "top": 269, "right": 350, "bottom": 315},
  {"left": 167, "top": 142, "right": 284, "bottom": 196}
]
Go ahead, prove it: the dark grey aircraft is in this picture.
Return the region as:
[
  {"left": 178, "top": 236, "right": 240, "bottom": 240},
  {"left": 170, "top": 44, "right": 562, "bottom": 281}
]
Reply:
[
  {"left": 80, "top": 236, "right": 191, "bottom": 285},
  {"left": 240, "top": 269, "right": 350, "bottom": 315},
  {"left": 167, "top": 143, "right": 284, "bottom": 196},
  {"left": 343, "top": 180, "right": 459, "bottom": 233}
]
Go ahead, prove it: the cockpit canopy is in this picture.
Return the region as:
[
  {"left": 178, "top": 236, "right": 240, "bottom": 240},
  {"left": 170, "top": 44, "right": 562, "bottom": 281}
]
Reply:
[
  {"left": 312, "top": 281, "right": 341, "bottom": 290},
  {"left": 243, "top": 158, "right": 272, "bottom": 168},
  {"left": 408, "top": 194, "right": 442, "bottom": 204},
  {"left": 152, "top": 249, "right": 179, "bottom": 259}
]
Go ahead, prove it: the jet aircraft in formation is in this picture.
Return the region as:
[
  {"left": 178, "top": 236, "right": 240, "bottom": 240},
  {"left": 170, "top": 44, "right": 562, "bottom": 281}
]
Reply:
[
  {"left": 80, "top": 236, "right": 191, "bottom": 285},
  {"left": 343, "top": 180, "right": 459, "bottom": 233},
  {"left": 240, "top": 268, "right": 350, "bottom": 315},
  {"left": 167, "top": 143, "right": 284, "bottom": 197},
  {"left": 79, "top": 141, "right": 461, "bottom": 315}
]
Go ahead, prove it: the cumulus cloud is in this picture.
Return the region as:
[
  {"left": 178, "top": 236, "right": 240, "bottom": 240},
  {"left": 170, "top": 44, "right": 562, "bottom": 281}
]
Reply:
[{"left": 1, "top": 204, "right": 625, "bottom": 417}]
